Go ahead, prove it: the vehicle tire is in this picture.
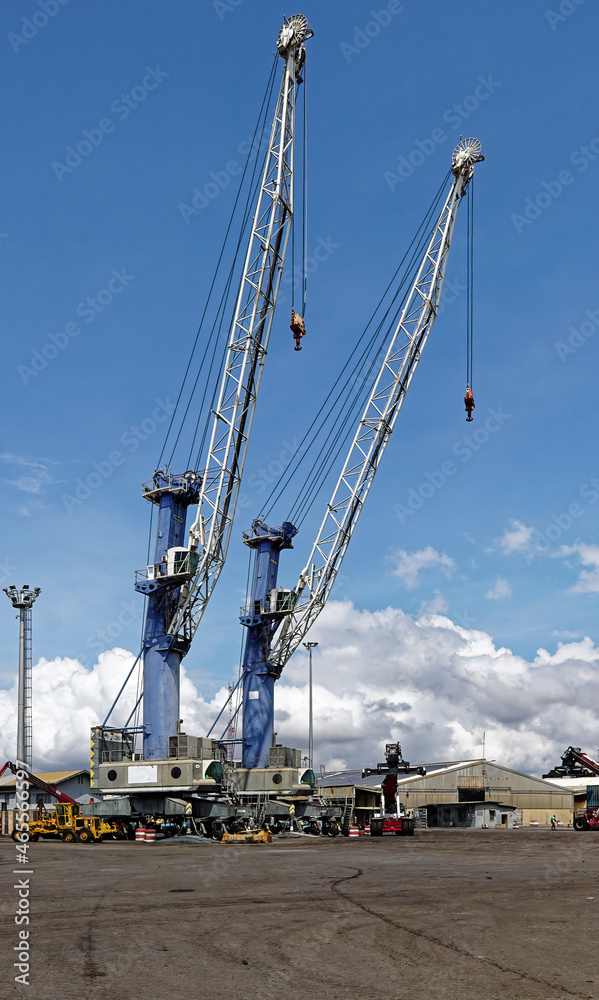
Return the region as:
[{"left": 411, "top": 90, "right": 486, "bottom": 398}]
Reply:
[
  {"left": 574, "top": 817, "right": 587, "bottom": 831},
  {"left": 405, "top": 819, "right": 415, "bottom": 836},
  {"left": 370, "top": 819, "right": 383, "bottom": 837},
  {"left": 77, "top": 828, "right": 93, "bottom": 843},
  {"left": 11, "top": 830, "right": 21, "bottom": 842},
  {"left": 62, "top": 830, "right": 76, "bottom": 843},
  {"left": 211, "top": 822, "right": 224, "bottom": 842}
]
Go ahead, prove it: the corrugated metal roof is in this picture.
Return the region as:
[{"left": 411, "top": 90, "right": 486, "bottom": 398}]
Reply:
[
  {"left": 0, "top": 769, "right": 88, "bottom": 789},
  {"left": 317, "top": 769, "right": 383, "bottom": 789},
  {"left": 543, "top": 776, "right": 599, "bottom": 791},
  {"left": 318, "top": 759, "right": 575, "bottom": 794},
  {"left": 317, "top": 761, "right": 480, "bottom": 790},
  {"left": 395, "top": 760, "right": 483, "bottom": 787}
]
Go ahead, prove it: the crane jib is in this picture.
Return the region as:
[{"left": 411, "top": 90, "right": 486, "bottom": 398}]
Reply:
[
  {"left": 269, "top": 141, "right": 484, "bottom": 676},
  {"left": 126, "top": 17, "right": 313, "bottom": 758}
]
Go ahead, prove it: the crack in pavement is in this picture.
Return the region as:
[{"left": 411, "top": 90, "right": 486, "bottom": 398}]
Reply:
[{"left": 330, "top": 867, "right": 591, "bottom": 1000}]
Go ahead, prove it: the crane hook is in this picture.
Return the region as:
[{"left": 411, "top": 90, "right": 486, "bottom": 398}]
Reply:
[
  {"left": 464, "top": 384, "right": 475, "bottom": 422},
  {"left": 290, "top": 310, "right": 306, "bottom": 352}
]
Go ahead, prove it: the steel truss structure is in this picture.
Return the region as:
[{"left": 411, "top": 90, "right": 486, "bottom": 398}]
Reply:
[
  {"left": 168, "top": 15, "right": 313, "bottom": 650},
  {"left": 270, "top": 139, "right": 484, "bottom": 673}
]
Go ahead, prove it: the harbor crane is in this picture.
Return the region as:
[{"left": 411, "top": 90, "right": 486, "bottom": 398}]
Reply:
[
  {"left": 107, "top": 14, "right": 313, "bottom": 760},
  {"left": 237, "top": 138, "right": 484, "bottom": 772},
  {"left": 90, "top": 15, "right": 314, "bottom": 819}
]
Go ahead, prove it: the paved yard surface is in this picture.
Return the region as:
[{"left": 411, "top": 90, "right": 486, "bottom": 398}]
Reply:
[{"left": 1, "top": 828, "right": 598, "bottom": 1000}]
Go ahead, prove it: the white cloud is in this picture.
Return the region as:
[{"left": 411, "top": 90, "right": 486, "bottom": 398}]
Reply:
[
  {"left": 0, "top": 453, "right": 64, "bottom": 516},
  {"left": 417, "top": 590, "right": 449, "bottom": 616},
  {"left": 559, "top": 542, "right": 599, "bottom": 592},
  {"left": 0, "top": 649, "right": 227, "bottom": 771},
  {"left": 496, "top": 518, "right": 534, "bottom": 555},
  {"left": 390, "top": 546, "right": 455, "bottom": 588},
  {"left": 0, "top": 453, "right": 57, "bottom": 494},
  {"left": 486, "top": 577, "right": 512, "bottom": 600},
  {"left": 3, "top": 602, "right": 598, "bottom": 779}
]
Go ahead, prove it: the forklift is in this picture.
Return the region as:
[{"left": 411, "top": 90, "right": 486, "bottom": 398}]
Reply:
[{"left": 363, "top": 743, "right": 425, "bottom": 837}]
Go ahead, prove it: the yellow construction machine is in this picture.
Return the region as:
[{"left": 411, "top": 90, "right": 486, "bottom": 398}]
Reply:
[{"left": 3, "top": 760, "right": 118, "bottom": 843}]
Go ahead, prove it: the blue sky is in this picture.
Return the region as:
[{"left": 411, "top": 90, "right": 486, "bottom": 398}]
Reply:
[{"left": 1, "top": 0, "right": 599, "bottom": 768}]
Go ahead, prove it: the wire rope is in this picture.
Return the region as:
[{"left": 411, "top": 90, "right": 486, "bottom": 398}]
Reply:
[
  {"left": 259, "top": 170, "right": 452, "bottom": 522},
  {"left": 302, "top": 56, "right": 308, "bottom": 316},
  {"left": 176, "top": 60, "right": 279, "bottom": 469},
  {"left": 155, "top": 53, "right": 279, "bottom": 470},
  {"left": 189, "top": 69, "right": 283, "bottom": 471}
]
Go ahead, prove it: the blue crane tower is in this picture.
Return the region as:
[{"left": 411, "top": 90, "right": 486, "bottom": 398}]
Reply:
[
  {"left": 239, "top": 519, "right": 297, "bottom": 767},
  {"left": 134, "top": 471, "right": 201, "bottom": 758}
]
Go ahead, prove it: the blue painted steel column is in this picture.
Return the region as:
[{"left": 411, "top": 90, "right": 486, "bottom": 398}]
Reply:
[
  {"left": 135, "top": 472, "right": 200, "bottom": 759},
  {"left": 240, "top": 520, "right": 296, "bottom": 767}
]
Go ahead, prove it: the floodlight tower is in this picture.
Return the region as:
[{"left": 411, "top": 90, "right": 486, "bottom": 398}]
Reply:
[{"left": 3, "top": 585, "right": 41, "bottom": 769}]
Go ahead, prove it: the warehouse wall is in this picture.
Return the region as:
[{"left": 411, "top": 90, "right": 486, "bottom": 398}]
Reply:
[{"left": 398, "top": 762, "right": 573, "bottom": 814}]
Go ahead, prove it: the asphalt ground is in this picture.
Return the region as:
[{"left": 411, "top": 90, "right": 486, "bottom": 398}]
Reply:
[{"left": 1, "top": 828, "right": 598, "bottom": 1000}]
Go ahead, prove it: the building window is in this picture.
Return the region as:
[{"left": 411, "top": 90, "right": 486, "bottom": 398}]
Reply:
[
  {"left": 77, "top": 774, "right": 84, "bottom": 784},
  {"left": 458, "top": 808, "right": 467, "bottom": 823},
  {"left": 458, "top": 787, "right": 484, "bottom": 802},
  {"left": 489, "top": 810, "right": 495, "bottom": 821}
]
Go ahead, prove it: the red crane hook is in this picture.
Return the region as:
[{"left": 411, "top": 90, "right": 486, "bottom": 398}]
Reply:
[
  {"left": 290, "top": 310, "right": 306, "bottom": 351},
  {"left": 464, "top": 385, "right": 475, "bottom": 422}
]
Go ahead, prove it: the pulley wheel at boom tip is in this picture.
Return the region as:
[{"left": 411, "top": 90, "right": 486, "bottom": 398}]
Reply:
[
  {"left": 278, "top": 13, "right": 312, "bottom": 46},
  {"left": 452, "top": 137, "right": 484, "bottom": 169}
]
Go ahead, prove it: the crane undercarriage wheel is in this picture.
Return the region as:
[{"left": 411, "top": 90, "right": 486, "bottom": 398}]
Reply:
[
  {"left": 370, "top": 819, "right": 383, "bottom": 837},
  {"left": 574, "top": 817, "right": 588, "bottom": 831},
  {"left": 62, "top": 830, "right": 77, "bottom": 843},
  {"left": 303, "top": 823, "right": 320, "bottom": 836}
]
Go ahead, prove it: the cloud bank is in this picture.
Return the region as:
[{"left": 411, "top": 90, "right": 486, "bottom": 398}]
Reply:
[{"left": 0, "top": 601, "right": 595, "bottom": 778}]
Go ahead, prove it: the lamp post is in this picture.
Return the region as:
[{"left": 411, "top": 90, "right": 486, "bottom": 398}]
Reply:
[
  {"left": 3, "top": 585, "right": 41, "bottom": 770},
  {"left": 303, "top": 641, "right": 318, "bottom": 769}
]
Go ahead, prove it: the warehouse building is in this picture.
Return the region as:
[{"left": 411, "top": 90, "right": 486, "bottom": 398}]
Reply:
[{"left": 318, "top": 759, "right": 574, "bottom": 828}]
